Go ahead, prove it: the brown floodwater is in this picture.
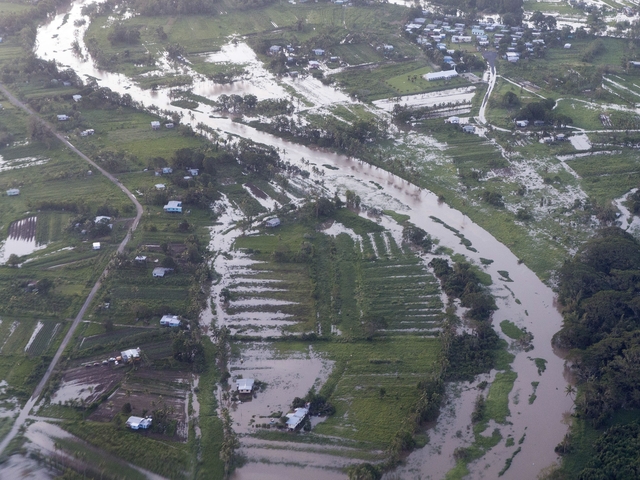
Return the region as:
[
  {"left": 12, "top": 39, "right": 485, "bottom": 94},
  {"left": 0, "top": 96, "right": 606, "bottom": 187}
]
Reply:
[{"left": 34, "top": 4, "right": 574, "bottom": 478}]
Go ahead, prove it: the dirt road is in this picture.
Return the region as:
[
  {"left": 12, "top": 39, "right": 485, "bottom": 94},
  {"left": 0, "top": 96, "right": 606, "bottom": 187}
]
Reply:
[{"left": 0, "top": 81, "right": 144, "bottom": 455}]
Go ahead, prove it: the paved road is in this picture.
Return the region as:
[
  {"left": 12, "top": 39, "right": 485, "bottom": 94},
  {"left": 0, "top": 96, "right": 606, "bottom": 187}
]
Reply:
[
  {"left": 478, "top": 51, "right": 497, "bottom": 126},
  {"left": 0, "top": 81, "right": 144, "bottom": 455}
]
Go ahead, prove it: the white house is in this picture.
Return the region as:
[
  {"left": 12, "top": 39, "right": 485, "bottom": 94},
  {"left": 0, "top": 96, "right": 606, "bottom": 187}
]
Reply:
[
  {"left": 564, "top": 43, "right": 572, "bottom": 49},
  {"left": 187, "top": 168, "right": 199, "bottom": 176},
  {"left": 286, "top": 407, "right": 309, "bottom": 430},
  {"left": 424, "top": 70, "right": 458, "bottom": 81},
  {"left": 134, "top": 255, "right": 147, "bottom": 262},
  {"left": 121, "top": 348, "right": 141, "bottom": 363},
  {"left": 452, "top": 35, "right": 472, "bottom": 43},
  {"left": 164, "top": 200, "right": 182, "bottom": 213},
  {"left": 95, "top": 215, "right": 111, "bottom": 224},
  {"left": 236, "top": 378, "right": 255, "bottom": 394},
  {"left": 162, "top": 167, "right": 173, "bottom": 174},
  {"left": 312, "top": 48, "right": 325, "bottom": 56},
  {"left": 269, "top": 45, "right": 282, "bottom": 55},
  {"left": 165, "top": 123, "right": 174, "bottom": 129},
  {"left": 308, "top": 60, "right": 321, "bottom": 69},
  {"left": 57, "top": 114, "right": 69, "bottom": 121},
  {"left": 6, "top": 189, "right": 19, "bottom": 196},
  {"left": 92, "top": 242, "right": 101, "bottom": 250},
  {"left": 126, "top": 416, "right": 152, "bottom": 430},
  {"left": 160, "top": 315, "right": 181, "bottom": 327},
  {"left": 463, "top": 125, "right": 476, "bottom": 133},
  {"left": 80, "top": 129, "right": 95, "bottom": 136},
  {"left": 265, "top": 218, "right": 281, "bottom": 228},
  {"left": 72, "top": 95, "right": 82, "bottom": 102},
  {"left": 515, "top": 120, "right": 529, "bottom": 128},
  {"left": 151, "top": 121, "right": 161, "bottom": 130},
  {"left": 447, "top": 116, "right": 460, "bottom": 124},
  {"left": 153, "top": 267, "right": 173, "bottom": 277},
  {"left": 155, "top": 184, "right": 166, "bottom": 190}
]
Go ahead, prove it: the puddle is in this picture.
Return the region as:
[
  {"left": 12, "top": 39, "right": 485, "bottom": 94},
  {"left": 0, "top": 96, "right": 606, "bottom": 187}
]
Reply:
[
  {"left": 373, "top": 87, "right": 476, "bottom": 112},
  {"left": 0, "top": 217, "right": 47, "bottom": 264}
]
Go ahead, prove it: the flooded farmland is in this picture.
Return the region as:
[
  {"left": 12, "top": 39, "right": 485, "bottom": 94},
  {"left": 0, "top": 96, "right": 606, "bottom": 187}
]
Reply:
[{"left": 28, "top": 1, "right": 577, "bottom": 478}]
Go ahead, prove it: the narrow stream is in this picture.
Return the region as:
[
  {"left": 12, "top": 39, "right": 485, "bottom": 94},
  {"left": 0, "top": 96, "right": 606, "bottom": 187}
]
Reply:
[{"left": 35, "top": 3, "right": 573, "bottom": 478}]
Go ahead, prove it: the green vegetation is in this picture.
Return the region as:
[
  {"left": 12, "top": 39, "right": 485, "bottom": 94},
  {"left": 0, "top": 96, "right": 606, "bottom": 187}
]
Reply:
[{"left": 500, "top": 320, "right": 525, "bottom": 340}]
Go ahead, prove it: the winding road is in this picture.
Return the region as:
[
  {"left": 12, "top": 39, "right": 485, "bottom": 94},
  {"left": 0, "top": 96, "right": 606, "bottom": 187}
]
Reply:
[{"left": 0, "top": 81, "right": 144, "bottom": 455}]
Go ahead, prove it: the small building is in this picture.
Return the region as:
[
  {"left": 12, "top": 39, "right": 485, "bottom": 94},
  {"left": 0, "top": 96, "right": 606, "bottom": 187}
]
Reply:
[
  {"left": 95, "top": 216, "right": 111, "bottom": 224},
  {"left": 424, "top": 70, "right": 458, "bottom": 81},
  {"left": 134, "top": 255, "right": 147, "bottom": 262},
  {"left": 564, "top": 43, "right": 571, "bottom": 49},
  {"left": 164, "top": 200, "right": 182, "bottom": 213},
  {"left": 155, "top": 184, "right": 166, "bottom": 190},
  {"left": 269, "top": 45, "right": 282, "bottom": 55},
  {"left": 308, "top": 60, "right": 321, "bottom": 69},
  {"left": 153, "top": 267, "right": 170, "bottom": 277},
  {"left": 92, "top": 242, "right": 101, "bottom": 250},
  {"left": 6, "top": 188, "right": 19, "bottom": 196},
  {"left": 162, "top": 167, "right": 173, "bottom": 174},
  {"left": 447, "top": 116, "right": 460, "bottom": 124},
  {"left": 126, "top": 416, "right": 152, "bottom": 430},
  {"left": 452, "top": 35, "right": 472, "bottom": 43},
  {"left": 121, "top": 347, "right": 141, "bottom": 363},
  {"left": 160, "top": 315, "right": 181, "bottom": 327},
  {"left": 383, "top": 44, "right": 394, "bottom": 51},
  {"left": 462, "top": 125, "right": 476, "bottom": 133},
  {"left": 265, "top": 217, "right": 281, "bottom": 228},
  {"left": 80, "top": 129, "right": 95, "bottom": 136},
  {"left": 151, "top": 121, "right": 161, "bottom": 130},
  {"left": 165, "top": 123, "right": 174, "bottom": 129},
  {"left": 236, "top": 378, "right": 255, "bottom": 394},
  {"left": 312, "top": 48, "right": 325, "bottom": 56},
  {"left": 286, "top": 407, "right": 309, "bottom": 430},
  {"left": 533, "top": 120, "right": 545, "bottom": 127},
  {"left": 72, "top": 95, "right": 82, "bottom": 102},
  {"left": 57, "top": 114, "right": 69, "bottom": 121},
  {"left": 515, "top": 120, "right": 529, "bottom": 128},
  {"left": 187, "top": 168, "right": 199, "bottom": 176},
  {"left": 505, "top": 52, "right": 519, "bottom": 63}
]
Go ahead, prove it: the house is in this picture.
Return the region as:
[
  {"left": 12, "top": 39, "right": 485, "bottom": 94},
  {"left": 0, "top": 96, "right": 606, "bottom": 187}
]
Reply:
[
  {"left": 463, "top": 125, "right": 476, "bottom": 133},
  {"left": 72, "top": 95, "right": 82, "bottom": 102},
  {"left": 164, "top": 200, "right": 182, "bottom": 213},
  {"left": 505, "top": 52, "right": 519, "bottom": 63},
  {"left": 269, "top": 45, "right": 282, "bottom": 55},
  {"left": 162, "top": 167, "right": 173, "bottom": 174},
  {"left": 6, "top": 189, "right": 19, "bottom": 196},
  {"left": 160, "top": 315, "right": 181, "bottom": 327},
  {"left": 308, "top": 60, "right": 321, "bottom": 69},
  {"left": 121, "top": 348, "right": 141, "bottom": 363},
  {"left": 452, "top": 35, "right": 472, "bottom": 43},
  {"left": 126, "top": 416, "right": 152, "bottom": 430},
  {"left": 95, "top": 216, "right": 111, "bottom": 224},
  {"left": 447, "top": 116, "right": 460, "bottom": 124},
  {"left": 424, "top": 70, "right": 458, "bottom": 81},
  {"left": 155, "top": 184, "right": 166, "bottom": 190},
  {"left": 472, "top": 28, "right": 485, "bottom": 36},
  {"left": 134, "top": 255, "right": 147, "bottom": 262},
  {"left": 265, "top": 217, "right": 281, "bottom": 228},
  {"left": 187, "top": 168, "right": 199, "bottom": 176},
  {"left": 236, "top": 378, "right": 255, "bottom": 394},
  {"left": 165, "top": 123, "right": 174, "bottom": 129},
  {"left": 92, "top": 242, "right": 101, "bottom": 250},
  {"left": 286, "top": 407, "right": 309, "bottom": 430},
  {"left": 564, "top": 43, "right": 572, "bottom": 49},
  {"left": 312, "top": 48, "right": 325, "bottom": 56},
  {"left": 62, "top": 81, "right": 72, "bottom": 87},
  {"left": 533, "top": 120, "right": 545, "bottom": 127},
  {"left": 153, "top": 267, "right": 171, "bottom": 277},
  {"left": 151, "top": 121, "right": 161, "bottom": 130},
  {"left": 515, "top": 120, "right": 529, "bottom": 128},
  {"left": 57, "top": 114, "right": 69, "bottom": 121},
  {"left": 80, "top": 129, "right": 95, "bottom": 136},
  {"left": 383, "top": 44, "right": 394, "bottom": 51},
  {"left": 556, "top": 134, "right": 566, "bottom": 141}
]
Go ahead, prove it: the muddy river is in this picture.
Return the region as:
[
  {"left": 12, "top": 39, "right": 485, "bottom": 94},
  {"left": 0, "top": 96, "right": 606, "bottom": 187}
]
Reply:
[{"left": 34, "top": 2, "right": 573, "bottom": 478}]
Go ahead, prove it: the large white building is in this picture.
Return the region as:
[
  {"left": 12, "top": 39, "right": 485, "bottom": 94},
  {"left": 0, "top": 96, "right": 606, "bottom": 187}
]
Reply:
[{"left": 424, "top": 70, "right": 458, "bottom": 81}]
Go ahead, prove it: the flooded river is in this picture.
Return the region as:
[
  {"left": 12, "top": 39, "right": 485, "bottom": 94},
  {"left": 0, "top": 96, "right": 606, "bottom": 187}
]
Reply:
[{"left": 34, "top": 2, "right": 573, "bottom": 478}]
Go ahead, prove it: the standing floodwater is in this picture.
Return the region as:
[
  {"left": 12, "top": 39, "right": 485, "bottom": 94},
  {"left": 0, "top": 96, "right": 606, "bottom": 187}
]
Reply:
[{"left": 33, "top": 2, "right": 573, "bottom": 478}]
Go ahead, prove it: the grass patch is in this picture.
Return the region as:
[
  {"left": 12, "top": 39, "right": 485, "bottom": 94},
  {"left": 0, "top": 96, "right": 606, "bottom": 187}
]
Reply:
[{"left": 499, "top": 320, "right": 525, "bottom": 340}]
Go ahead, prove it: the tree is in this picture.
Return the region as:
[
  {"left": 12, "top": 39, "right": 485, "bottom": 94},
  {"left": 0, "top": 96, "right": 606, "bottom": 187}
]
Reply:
[{"left": 6, "top": 254, "right": 20, "bottom": 267}]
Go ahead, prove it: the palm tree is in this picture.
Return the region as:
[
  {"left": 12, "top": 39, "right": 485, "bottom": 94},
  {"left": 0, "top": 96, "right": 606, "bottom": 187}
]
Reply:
[{"left": 565, "top": 384, "right": 576, "bottom": 400}]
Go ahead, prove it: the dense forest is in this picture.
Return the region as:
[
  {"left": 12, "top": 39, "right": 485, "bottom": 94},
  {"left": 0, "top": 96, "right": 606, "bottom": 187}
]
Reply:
[{"left": 553, "top": 228, "right": 640, "bottom": 478}]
